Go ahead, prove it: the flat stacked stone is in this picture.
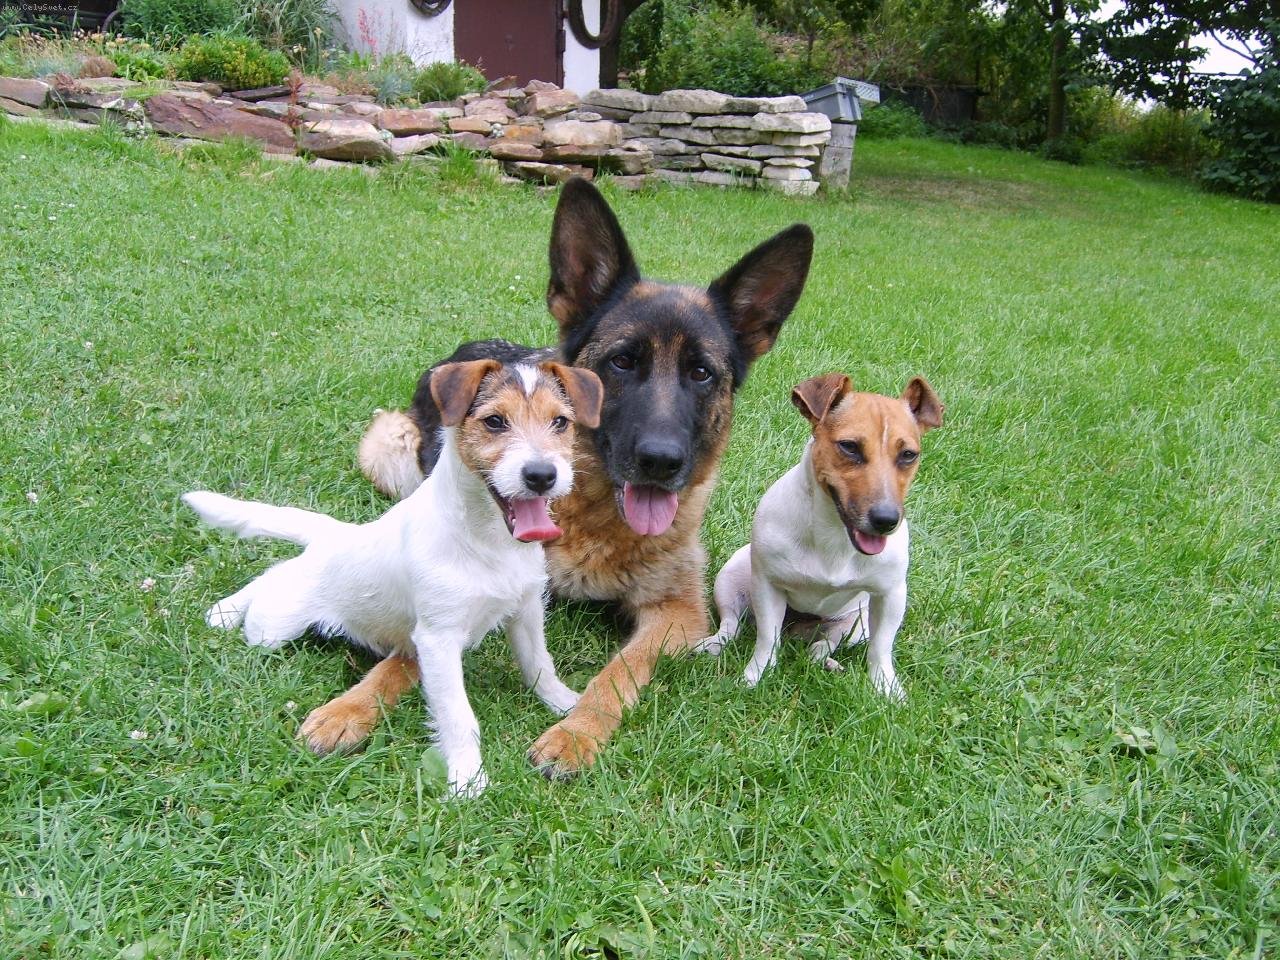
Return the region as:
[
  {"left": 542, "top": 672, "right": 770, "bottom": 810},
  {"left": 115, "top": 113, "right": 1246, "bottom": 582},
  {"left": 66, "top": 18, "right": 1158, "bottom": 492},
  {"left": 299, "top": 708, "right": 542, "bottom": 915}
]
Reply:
[
  {"left": 575, "top": 87, "right": 835, "bottom": 189},
  {"left": 0, "top": 74, "right": 844, "bottom": 191},
  {"left": 300, "top": 115, "right": 393, "bottom": 162}
]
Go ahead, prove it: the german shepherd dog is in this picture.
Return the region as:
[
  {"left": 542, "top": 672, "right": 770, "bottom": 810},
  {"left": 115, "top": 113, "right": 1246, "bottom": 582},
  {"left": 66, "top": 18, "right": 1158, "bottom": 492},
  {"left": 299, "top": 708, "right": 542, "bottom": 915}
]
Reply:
[{"left": 298, "top": 178, "right": 814, "bottom": 778}]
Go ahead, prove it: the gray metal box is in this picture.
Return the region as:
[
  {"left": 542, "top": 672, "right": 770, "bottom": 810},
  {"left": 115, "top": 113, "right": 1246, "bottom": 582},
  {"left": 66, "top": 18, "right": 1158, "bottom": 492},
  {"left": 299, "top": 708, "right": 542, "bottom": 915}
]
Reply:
[{"left": 801, "top": 78, "right": 880, "bottom": 123}]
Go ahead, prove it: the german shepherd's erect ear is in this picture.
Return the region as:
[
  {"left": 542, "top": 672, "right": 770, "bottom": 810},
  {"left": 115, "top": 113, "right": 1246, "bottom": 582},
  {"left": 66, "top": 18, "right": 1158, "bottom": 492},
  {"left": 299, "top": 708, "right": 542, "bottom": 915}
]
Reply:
[
  {"left": 708, "top": 224, "right": 814, "bottom": 367},
  {"left": 547, "top": 178, "right": 640, "bottom": 339}
]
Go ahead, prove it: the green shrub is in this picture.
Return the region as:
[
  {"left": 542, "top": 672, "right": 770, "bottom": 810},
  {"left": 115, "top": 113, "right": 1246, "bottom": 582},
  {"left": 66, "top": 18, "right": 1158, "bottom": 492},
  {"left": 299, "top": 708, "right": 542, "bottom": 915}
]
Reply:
[
  {"left": 107, "top": 40, "right": 173, "bottom": 81},
  {"left": 858, "top": 100, "right": 928, "bottom": 139},
  {"left": 363, "top": 53, "right": 417, "bottom": 105},
  {"left": 1037, "top": 136, "right": 1084, "bottom": 164},
  {"left": 109, "top": 49, "right": 171, "bottom": 81},
  {"left": 622, "top": 0, "right": 827, "bottom": 97},
  {"left": 120, "top": 0, "right": 240, "bottom": 40},
  {"left": 411, "top": 60, "right": 486, "bottom": 103},
  {"left": 172, "top": 33, "right": 289, "bottom": 90},
  {"left": 236, "top": 0, "right": 336, "bottom": 69},
  {"left": 1082, "top": 104, "right": 1215, "bottom": 177},
  {"left": 1202, "top": 48, "right": 1280, "bottom": 203}
]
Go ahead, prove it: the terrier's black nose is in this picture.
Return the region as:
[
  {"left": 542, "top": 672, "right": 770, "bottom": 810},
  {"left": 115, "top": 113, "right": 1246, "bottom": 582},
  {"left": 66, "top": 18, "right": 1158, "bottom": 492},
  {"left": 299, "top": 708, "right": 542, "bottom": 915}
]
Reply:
[
  {"left": 635, "top": 439, "right": 685, "bottom": 481},
  {"left": 522, "top": 462, "right": 557, "bottom": 494},
  {"left": 867, "top": 504, "right": 901, "bottom": 534}
]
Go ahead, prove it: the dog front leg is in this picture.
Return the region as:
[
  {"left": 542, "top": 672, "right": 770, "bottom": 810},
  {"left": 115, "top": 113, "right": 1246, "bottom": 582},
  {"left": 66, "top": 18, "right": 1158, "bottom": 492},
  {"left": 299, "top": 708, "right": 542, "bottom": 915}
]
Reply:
[
  {"left": 695, "top": 544, "right": 751, "bottom": 656},
  {"left": 866, "top": 587, "right": 907, "bottom": 702},
  {"left": 505, "top": 589, "right": 580, "bottom": 716},
  {"left": 742, "top": 575, "right": 788, "bottom": 687},
  {"left": 805, "top": 595, "right": 870, "bottom": 670},
  {"left": 528, "top": 594, "right": 708, "bottom": 778},
  {"left": 298, "top": 654, "right": 420, "bottom": 755},
  {"left": 414, "top": 625, "right": 487, "bottom": 797}
]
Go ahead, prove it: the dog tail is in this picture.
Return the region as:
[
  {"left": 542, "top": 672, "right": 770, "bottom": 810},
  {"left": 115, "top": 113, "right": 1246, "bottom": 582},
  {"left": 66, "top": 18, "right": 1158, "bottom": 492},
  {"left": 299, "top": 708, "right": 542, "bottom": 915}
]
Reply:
[
  {"left": 183, "top": 491, "right": 345, "bottom": 546},
  {"left": 358, "top": 409, "right": 424, "bottom": 501}
]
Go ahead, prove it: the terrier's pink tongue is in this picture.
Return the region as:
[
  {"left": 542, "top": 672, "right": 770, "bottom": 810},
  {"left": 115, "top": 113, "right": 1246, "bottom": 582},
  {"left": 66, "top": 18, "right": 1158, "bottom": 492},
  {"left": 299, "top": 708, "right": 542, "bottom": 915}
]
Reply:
[
  {"left": 854, "top": 530, "right": 887, "bottom": 555},
  {"left": 622, "top": 482, "right": 679, "bottom": 536},
  {"left": 510, "top": 498, "right": 561, "bottom": 542}
]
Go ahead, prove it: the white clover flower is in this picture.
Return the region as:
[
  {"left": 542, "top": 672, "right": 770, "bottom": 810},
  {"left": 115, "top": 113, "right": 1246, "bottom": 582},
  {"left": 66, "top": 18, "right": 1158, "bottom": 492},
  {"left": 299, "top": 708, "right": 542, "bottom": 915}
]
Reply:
[
  {"left": 129, "top": 729, "right": 148, "bottom": 740},
  {"left": 26, "top": 491, "right": 38, "bottom": 504},
  {"left": 140, "top": 577, "right": 156, "bottom": 592}
]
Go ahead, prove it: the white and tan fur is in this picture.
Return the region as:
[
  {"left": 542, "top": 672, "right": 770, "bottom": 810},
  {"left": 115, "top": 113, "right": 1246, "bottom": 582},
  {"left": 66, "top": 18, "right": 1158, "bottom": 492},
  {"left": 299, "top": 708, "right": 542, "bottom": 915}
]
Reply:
[
  {"left": 696, "top": 373, "right": 943, "bottom": 698},
  {"left": 184, "top": 359, "right": 602, "bottom": 797}
]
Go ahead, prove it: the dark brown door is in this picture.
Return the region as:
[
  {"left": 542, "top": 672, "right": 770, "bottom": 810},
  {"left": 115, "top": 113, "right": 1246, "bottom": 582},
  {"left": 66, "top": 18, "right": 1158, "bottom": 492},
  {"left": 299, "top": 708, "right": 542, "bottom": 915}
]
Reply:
[{"left": 454, "top": 0, "right": 564, "bottom": 86}]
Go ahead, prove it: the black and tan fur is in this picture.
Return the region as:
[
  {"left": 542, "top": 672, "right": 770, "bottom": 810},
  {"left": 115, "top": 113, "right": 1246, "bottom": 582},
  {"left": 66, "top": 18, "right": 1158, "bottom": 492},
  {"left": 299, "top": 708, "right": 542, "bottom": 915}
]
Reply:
[{"left": 304, "top": 178, "right": 814, "bottom": 775}]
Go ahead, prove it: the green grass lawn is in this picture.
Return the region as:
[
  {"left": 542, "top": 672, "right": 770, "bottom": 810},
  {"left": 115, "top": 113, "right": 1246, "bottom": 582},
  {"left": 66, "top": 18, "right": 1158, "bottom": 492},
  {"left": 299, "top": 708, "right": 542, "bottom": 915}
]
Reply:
[{"left": 1, "top": 119, "right": 1277, "bottom": 959}]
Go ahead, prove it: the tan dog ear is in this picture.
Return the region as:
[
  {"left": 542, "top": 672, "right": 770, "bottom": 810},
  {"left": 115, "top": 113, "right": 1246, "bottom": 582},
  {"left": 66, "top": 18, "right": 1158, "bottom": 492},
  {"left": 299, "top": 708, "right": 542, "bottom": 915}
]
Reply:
[
  {"left": 542, "top": 362, "right": 603, "bottom": 429},
  {"left": 430, "top": 359, "right": 501, "bottom": 427},
  {"left": 791, "top": 372, "right": 851, "bottom": 425},
  {"left": 902, "top": 376, "right": 944, "bottom": 431}
]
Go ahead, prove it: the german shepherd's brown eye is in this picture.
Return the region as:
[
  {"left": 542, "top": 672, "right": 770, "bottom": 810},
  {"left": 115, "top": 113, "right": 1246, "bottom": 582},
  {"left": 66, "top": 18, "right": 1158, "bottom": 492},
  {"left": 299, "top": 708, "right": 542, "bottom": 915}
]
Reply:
[
  {"left": 837, "top": 440, "right": 866, "bottom": 464},
  {"left": 898, "top": 449, "right": 919, "bottom": 466},
  {"left": 690, "top": 366, "right": 711, "bottom": 382},
  {"left": 551, "top": 415, "right": 569, "bottom": 432},
  {"left": 483, "top": 415, "right": 507, "bottom": 432},
  {"left": 610, "top": 354, "right": 635, "bottom": 372}
]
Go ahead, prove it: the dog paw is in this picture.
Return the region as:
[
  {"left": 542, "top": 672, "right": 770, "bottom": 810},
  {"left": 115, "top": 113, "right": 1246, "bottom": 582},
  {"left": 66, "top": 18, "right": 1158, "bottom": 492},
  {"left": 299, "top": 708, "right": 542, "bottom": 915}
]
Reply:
[
  {"left": 742, "top": 661, "right": 769, "bottom": 688},
  {"left": 206, "top": 600, "right": 245, "bottom": 630},
  {"left": 528, "top": 721, "right": 599, "bottom": 779},
  {"left": 242, "top": 625, "right": 289, "bottom": 650},
  {"left": 446, "top": 767, "right": 488, "bottom": 800},
  {"left": 870, "top": 669, "right": 906, "bottom": 703},
  {"left": 821, "top": 657, "right": 844, "bottom": 672},
  {"left": 538, "top": 683, "right": 581, "bottom": 717},
  {"left": 297, "top": 698, "right": 378, "bottom": 755},
  {"left": 693, "top": 634, "right": 726, "bottom": 657}
]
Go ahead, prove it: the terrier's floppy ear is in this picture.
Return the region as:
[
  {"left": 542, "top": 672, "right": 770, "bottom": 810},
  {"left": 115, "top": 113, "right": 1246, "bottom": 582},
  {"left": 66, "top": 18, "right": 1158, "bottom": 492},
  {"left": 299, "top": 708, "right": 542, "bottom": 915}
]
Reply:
[
  {"left": 791, "top": 372, "right": 851, "bottom": 425},
  {"left": 547, "top": 177, "right": 640, "bottom": 343},
  {"left": 542, "top": 362, "right": 603, "bottom": 430},
  {"left": 902, "top": 376, "right": 944, "bottom": 432},
  {"left": 708, "top": 223, "right": 814, "bottom": 372},
  {"left": 430, "top": 359, "right": 501, "bottom": 427}
]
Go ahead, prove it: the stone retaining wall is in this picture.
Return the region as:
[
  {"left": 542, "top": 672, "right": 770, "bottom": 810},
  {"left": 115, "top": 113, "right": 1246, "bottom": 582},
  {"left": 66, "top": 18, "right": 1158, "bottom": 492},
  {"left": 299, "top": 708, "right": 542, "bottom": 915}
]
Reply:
[{"left": 0, "top": 75, "right": 834, "bottom": 194}]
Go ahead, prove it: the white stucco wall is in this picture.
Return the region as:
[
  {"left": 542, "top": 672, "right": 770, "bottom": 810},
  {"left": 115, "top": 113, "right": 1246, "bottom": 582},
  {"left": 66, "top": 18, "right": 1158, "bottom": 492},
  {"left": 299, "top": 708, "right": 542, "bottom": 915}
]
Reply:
[
  {"left": 332, "top": 0, "right": 453, "bottom": 64},
  {"left": 331, "top": 0, "right": 600, "bottom": 88},
  {"left": 561, "top": 0, "right": 601, "bottom": 94}
]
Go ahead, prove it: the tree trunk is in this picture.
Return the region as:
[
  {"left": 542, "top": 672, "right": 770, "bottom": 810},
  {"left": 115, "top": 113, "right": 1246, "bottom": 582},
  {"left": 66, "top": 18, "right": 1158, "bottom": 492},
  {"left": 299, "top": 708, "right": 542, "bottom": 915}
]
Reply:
[{"left": 1047, "top": 0, "right": 1067, "bottom": 141}]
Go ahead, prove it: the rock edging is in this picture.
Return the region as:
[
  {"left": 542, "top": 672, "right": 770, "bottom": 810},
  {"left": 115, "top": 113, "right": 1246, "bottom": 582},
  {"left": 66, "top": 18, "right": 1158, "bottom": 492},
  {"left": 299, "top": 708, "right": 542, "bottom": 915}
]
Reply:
[{"left": 0, "top": 76, "right": 835, "bottom": 195}]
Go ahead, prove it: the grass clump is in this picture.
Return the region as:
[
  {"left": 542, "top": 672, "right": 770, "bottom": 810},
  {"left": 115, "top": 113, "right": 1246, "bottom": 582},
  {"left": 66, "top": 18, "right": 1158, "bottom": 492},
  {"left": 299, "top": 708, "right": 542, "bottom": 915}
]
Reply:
[
  {"left": 171, "top": 32, "right": 289, "bottom": 89},
  {"left": 119, "top": 0, "right": 241, "bottom": 41},
  {"left": 411, "top": 59, "right": 486, "bottom": 103},
  {"left": 0, "top": 30, "right": 173, "bottom": 80}
]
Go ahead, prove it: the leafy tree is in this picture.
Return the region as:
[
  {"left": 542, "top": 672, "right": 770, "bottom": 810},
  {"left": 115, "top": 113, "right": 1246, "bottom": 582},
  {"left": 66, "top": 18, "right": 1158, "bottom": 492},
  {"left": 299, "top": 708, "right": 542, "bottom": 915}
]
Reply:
[
  {"left": 999, "top": 0, "right": 1101, "bottom": 141},
  {"left": 1201, "top": 19, "right": 1280, "bottom": 201},
  {"left": 1096, "top": 0, "right": 1279, "bottom": 108}
]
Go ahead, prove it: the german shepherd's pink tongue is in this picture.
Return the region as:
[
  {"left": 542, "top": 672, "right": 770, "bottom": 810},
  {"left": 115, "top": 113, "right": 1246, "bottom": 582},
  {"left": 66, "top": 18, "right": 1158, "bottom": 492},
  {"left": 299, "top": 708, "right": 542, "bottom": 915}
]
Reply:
[
  {"left": 510, "top": 498, "right": 561, "bottom": 542},
  {"left": 853, "top": 530, "right": 887, "bottom": 555},
  {"left": 622, "top": 482, "right": 679, "bottom": 536}
]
